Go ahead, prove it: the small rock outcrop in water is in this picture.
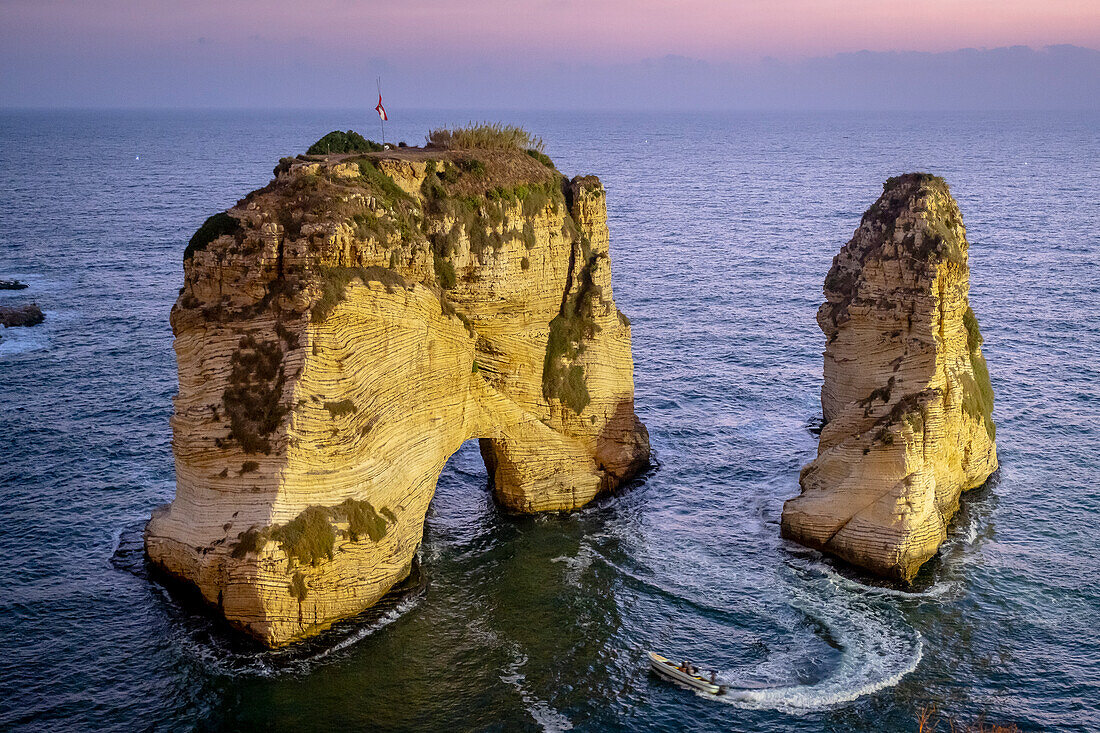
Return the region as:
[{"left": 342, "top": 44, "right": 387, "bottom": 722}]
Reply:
[
  {"left": 781, "top": 174, "right": 997, "bottom": 582},
  {"left": 145, "top": 131, "right": 650, "bottom": 646},
  {"left": 0, "top": 279, "right": 28, "bottom": 290},
  {"left": 0, "top": 303, "right": 45, "bottom": 327}
]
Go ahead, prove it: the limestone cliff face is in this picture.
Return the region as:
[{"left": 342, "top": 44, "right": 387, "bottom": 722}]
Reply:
[
  {"left": 781, "top": 174, "right": 997, "bottom": 582},
  {"left": 145, "top": 145, "right": 649, "bottom": 646}
]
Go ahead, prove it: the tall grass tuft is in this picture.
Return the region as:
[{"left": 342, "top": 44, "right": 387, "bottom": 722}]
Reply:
[
  {"left": 526, "top": 149, "right": 555, "bottom": 168},
  {"left": 426, "top": 123, "right": 545, "bottom": 152}
]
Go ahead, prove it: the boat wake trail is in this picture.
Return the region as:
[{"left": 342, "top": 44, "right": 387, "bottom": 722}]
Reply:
[
  {"left": 499, "top": 649, "right": 575, "bottom": 733},
  {"left": 711, "top": 562, "right": 924, "bottom": 714},
  {"left": 467, "top": 620, "right": 574, "bottom": 732}
]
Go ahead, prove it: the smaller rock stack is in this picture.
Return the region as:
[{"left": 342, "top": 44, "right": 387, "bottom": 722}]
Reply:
[{"left": 782, "top": 174, "right": 998, "bottom": 582}]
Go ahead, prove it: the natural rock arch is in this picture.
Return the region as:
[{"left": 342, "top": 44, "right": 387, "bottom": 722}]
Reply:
[{"left": 145, "top": 143, "right": 650, "bottom": 645}]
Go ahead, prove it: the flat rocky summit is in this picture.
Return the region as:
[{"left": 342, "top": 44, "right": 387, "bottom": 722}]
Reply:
[{"left": 145, "top": 130, "right": 650, "bottom": 646}]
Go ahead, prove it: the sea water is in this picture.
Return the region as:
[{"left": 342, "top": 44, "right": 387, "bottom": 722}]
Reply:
[{"left": 1, "top": 109, "right": 1098, "bottom": 732}]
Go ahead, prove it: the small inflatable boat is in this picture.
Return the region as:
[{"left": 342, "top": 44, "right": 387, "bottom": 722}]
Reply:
[{"left": 648, "top": 651, "right": 728, "bottom": 695}]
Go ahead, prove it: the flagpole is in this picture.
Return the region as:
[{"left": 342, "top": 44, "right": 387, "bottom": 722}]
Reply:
[{"left": 376, "top": 77, "right": 386, "bottom": 146}]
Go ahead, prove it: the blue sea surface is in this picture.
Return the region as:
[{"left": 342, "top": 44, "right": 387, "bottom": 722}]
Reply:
[{"left": 1, "top": 110, "right": 1098, "bottom": 732}]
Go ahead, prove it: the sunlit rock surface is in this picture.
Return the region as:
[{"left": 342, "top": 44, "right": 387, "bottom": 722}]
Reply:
[
  {"left": 145, "top": 142, "right": 649, "bottom": 646},
  {"left": 782, "top": 174, "right": 997, "bottom": 582}
]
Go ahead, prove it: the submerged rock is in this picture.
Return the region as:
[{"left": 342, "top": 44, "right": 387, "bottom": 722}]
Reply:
[
  {"left": 0, "top": 303, "right": 44, "bottom": 327},
  {"left": 781, "top": 173, "right": 997, "bottom": 582},
  {"left": 145, "top": 136, "right": 650, "bottom": 646}
]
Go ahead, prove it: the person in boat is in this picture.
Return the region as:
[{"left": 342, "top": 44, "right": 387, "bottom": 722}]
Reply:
[{"left": 710, "top": 671, "right": 717, "bottom": 685}]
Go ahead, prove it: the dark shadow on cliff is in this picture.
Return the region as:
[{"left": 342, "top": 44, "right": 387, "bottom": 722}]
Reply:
[
  {"left": 475, "top": 398, "right": 656, "bottom": 516},
  {"left": 595, "top": 397, "right": 654, "bottom": 495}
]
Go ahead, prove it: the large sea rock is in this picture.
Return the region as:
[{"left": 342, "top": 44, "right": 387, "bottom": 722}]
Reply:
[
  {"left": 781, "top": 174, "right": 997, "bottom": 582},
  {"left": 145, "top": 141, "right": 650, "bottom": 645}
]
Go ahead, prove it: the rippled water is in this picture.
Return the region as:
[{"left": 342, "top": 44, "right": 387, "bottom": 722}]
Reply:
[{"left": 1, "top": 110, "right": 1098, "bottom": 732}]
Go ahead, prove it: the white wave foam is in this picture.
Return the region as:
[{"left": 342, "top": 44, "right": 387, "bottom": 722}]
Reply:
[
  {"left": 0, "top": 322, "right": 50, "bottom": 356},
  {"left": 499, "top": 652, "right": 574, "bottom": 732},
  {"left": 714, "top": 630, "right": 921, "bottom": 713},
  {"left": 172, "top": 592, "right": 422, "bottom": 678},
  {"left": 306, "top": 594, "right": 420, "bottom": 663},
  {"left": 550, "top": 546, "right": 593, "bottom": 588},
  {"left": 707, "top": 562, "right": 924, "bottom": 714},
  {"left": 466, "top": 619, "right": 573, "bottom": 732},
  {"left": 0, "top": 308, "right": 77, "bottom": 357},
  {"left": 951, "top": 498, "right": 993, "bottom": 550},
  {"left": 786, "top": 554, "right": 961, "bottom": 602}
]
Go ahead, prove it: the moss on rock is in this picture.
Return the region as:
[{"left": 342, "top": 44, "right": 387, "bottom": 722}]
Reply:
[
  {"left": 542, "top": 246, "right": 603, "bottom": 415},
  {"left": 307, "top": 130, "right": 383, "bottom": 155},
  {"left": 230, "top": 499, "right": 396, "bottom": 565},
  {"left": 311, "top": 267, "right": 410, "bottom": 324},
  {"left": 961, "top": 307, "right": 995, "bottom": 440},
  {"left": 185, "top": 212, "right": 240, "bottom": 261},
  {"left": 340, "top": 499, "right": 388, "bottom": 543},
  {"left": 221, "top": 336, "right": 287, "bottom": 454}
]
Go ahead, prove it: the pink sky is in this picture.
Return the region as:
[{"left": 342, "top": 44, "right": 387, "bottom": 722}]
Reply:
[
  {"left": 2, "top": 0, "right": 1098, "bottom": 108},
  {"left": 3, "top": 0, "right": 1099, "bottom": 62}
]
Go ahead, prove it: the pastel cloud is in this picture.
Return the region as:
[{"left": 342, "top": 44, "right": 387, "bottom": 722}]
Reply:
[
  {"left": 2, "top": 0, "right": 1098, "bottom": 61},
  {"left": 1, "top": 0, "right": 1097, "bottom": 108}
]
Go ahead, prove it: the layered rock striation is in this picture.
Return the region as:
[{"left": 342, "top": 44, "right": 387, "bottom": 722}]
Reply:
[
  {"left": 145, "top": 139, "right": 649, "bottom": 645},
  {"left": 782, "top": 174, "right": 997, "bottom": 581}
]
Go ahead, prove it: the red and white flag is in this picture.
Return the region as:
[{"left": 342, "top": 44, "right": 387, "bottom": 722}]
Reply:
[{"left": 375, "top": 94, "right": 388, "bottom": 121}]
